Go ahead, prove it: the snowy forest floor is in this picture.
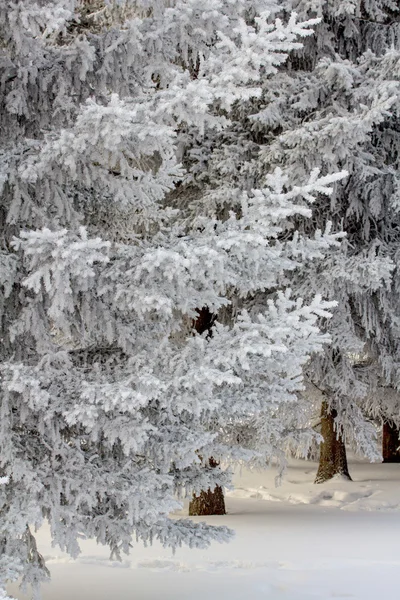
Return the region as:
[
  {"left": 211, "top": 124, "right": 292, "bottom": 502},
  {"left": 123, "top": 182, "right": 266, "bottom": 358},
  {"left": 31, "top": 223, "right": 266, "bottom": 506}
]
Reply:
[{"left": 8, "top": 457, "right": 400, "bottom": 600}]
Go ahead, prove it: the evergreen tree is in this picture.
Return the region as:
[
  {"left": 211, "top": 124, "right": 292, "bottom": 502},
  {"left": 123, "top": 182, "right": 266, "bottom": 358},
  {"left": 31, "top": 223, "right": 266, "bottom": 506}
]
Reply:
[
  {"left": 215, "top": 0, "right": 400, "bottom": 482},
  {"left": 0, "top": 1, "right": 344, "bottom": 596},
  {"left": 287, "top": 0, "right": 400, "bottom": 481}
]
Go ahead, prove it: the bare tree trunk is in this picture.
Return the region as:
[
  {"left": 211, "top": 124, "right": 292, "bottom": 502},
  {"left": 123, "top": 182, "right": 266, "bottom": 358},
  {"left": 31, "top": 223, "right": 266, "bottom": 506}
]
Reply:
[
  {"left": 315, "top": 400, "right": 352, "bottom": 484},
  {"left": 189, "top": 457, "right": 226, "bottom": 516},
  {"left": 187, "top": 308, "right": 226, "bottom": 516},
  {"left": 382, "top": 421, "right": 400, "bottom": 463}
]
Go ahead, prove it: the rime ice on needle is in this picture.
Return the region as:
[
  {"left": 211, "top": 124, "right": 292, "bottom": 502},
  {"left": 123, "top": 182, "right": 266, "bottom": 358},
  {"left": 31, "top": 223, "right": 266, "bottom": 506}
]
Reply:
[{"left": 0, "top": 1, "right": 346, "bottom": 597}]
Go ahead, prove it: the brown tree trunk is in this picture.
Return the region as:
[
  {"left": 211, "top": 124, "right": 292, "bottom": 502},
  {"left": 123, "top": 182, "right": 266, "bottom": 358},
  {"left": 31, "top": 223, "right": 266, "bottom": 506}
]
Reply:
[
  {"left": 187, "top": 309, "right": 226, "bottom": 516},
  {"left": 189, "top": 458, "right": 226, "bottom": 516},
  {"left": 315, "top": 400, "right": 352, "bottom": 484},
  {"left": 382, "top": 421, "right": 400, "bottom": 463},
  {"left": 193, "top": 306, "right": 215, "bottom": 338}
]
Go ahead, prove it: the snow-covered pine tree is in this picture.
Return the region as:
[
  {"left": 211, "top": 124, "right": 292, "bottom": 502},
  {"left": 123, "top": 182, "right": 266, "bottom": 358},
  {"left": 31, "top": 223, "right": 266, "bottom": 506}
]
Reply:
[
  {"left": 1, "top": 1, "right": 345, "bottom": 596},
  {"left": 232, "top": 0, "right": 400, "bottom": 481}
]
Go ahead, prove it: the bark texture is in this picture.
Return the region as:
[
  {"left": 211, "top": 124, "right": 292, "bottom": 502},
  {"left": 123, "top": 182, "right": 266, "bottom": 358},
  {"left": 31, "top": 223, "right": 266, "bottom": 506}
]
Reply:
[
  {"left": 382, "top": 422, "right": 400, "bottom": 463},
  {"left": 189, "top": 458, "right": 226, "bottom": 516},
  {"left": 315, "top": 400, "right": 352, "bottom": 483}
]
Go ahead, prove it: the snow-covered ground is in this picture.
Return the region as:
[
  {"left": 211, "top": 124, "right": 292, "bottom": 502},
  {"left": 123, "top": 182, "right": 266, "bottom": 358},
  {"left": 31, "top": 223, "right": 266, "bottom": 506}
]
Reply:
[{"left": 8, "top": 458, "right": 400, "bottom": 600}]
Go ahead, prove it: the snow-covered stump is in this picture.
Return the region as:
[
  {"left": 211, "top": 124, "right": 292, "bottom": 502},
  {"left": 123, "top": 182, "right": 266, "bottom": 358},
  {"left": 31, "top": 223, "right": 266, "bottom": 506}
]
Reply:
[
  {"left": 382, "top": 422, "right": 400, "bottom": 463},
  {"left": 315, "top": 401, "right": 352, "bottom": 484}
]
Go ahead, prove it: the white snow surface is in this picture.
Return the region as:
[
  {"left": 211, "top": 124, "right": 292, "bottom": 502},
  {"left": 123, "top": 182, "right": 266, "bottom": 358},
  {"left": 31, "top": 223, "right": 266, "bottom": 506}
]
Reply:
[{"left": 8, "top": 457, "right": 400, "bottom": 600}]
